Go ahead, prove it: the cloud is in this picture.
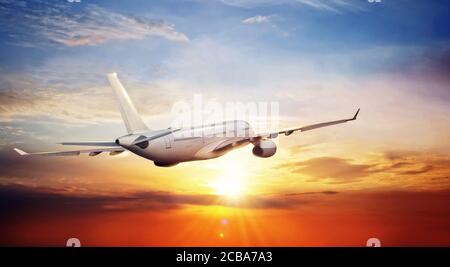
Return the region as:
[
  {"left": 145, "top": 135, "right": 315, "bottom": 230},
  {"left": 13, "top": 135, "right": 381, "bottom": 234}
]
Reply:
[
  {"left": 0, "top": 80, "right": 120, "bottom": 124},
  {"left": 219, "top": 0, "right": 363, "bottom": 12},
  {"left": 284, "top": 190, "right": 339, "bottom": 196},
  {"left": 0, "top": 1, "right": 188, "bottom": 47},
  {"left": 0, "top": 184, "right": 198, "bottom": 216},
  {"left": 288, "top": 144, "right": 314, "bottom": 155},
  {"left": 280, "top": 157, "right": 375, "bottom": 183},
  {"left": 378, "top": 151, "right": 449, "bottom": 174},
  {"left": 0, "top": 183, "right": 326, "bottom": 217},
  {"left": 278, "top": 152, "right": 450, "bottom": 186},
  {"left": 0, "top": 146, "right": 109, "bottom": 180},
  {"left": 403, "top": 42, "right": 450, "bottom": 88},
  {"left": 0, "top": 70, "right": 186, "bottom": 129},
  {"left": 294, "top": 0, "right": 360, "bottom": 12},
  {"left": 242, "top": 15, "right": 270, "bottom": 24},
  {"left": 2, "top": 183, "right": 450, "bottom": 246}
]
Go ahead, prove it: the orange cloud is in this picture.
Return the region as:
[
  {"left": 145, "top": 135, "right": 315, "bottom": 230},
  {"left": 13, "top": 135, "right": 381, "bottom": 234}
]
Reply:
[
  {"left": 276, "top": 151, "right": 450, "bottom": 189},
  {"left": 279, "top": 157, "right": 374, "bottom": 183}
]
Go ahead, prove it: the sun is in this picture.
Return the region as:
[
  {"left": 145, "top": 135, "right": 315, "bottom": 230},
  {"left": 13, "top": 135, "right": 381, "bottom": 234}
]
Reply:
[
  {"left": 207, "top": 152, "right": 249, "bottom": 197},
  {"left": 209, "top": 175, "right": 245, "bottom": 197}
]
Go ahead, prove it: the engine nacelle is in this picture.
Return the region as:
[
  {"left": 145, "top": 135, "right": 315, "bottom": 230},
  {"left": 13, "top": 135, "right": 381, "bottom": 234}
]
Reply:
[
  {"left": 116, "top": 134, "right": 148, "bottom": 148},
  {"left": 252, "top": 140, "right": 277, "bottom": 158}
]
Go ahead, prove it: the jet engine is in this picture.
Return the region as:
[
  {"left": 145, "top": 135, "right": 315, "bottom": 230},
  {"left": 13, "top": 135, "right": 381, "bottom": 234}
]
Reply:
[
  {"left": 252, "top": 140, "right": 277, "bottom": 158},
  {"left": 115, "top": 134, "right": 148, "bottom": 149}
]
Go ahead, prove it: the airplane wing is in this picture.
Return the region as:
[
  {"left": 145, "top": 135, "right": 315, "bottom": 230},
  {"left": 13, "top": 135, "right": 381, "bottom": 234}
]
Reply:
[
  {"left": 58, "top": 141, "right": 119, "bottom": 146},
  {"left": 13, "top": 147, "right": 125, "bottom": 157},
  {"left": 252, "top": 108, "right": 360, "bottom": 140}
]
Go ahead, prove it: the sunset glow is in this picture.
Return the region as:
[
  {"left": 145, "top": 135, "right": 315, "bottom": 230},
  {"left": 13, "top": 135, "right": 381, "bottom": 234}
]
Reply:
[{"left": 208, "top": 157, "right": 249, "bottom": 197}]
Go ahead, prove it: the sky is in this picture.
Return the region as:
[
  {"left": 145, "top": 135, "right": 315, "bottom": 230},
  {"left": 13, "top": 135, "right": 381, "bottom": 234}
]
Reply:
[{"left": 0, "top": 0, "right": 450, "bottom": 246}]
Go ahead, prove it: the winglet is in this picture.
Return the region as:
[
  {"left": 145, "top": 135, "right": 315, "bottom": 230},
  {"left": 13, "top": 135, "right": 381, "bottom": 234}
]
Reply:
[
  {"left": 352, "top": 108, "right": 360, "bottom": 120},
  {"left": 14, "top": 148, "right": 29, "bottom": 156}
]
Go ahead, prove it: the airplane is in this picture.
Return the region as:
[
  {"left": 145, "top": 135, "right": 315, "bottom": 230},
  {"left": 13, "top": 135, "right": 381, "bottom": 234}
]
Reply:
[{"left": 14, "top": 73, "right": 360, "bottom": 167}]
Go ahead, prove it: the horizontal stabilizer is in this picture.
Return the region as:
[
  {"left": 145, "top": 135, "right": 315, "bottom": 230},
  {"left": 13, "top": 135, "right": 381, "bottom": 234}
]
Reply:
[
  {"left": 13, "top": 147, "right": 125, "bottom": 157},
  {"left": 14, "top": 148, "right": 29, "bottom": 156}
]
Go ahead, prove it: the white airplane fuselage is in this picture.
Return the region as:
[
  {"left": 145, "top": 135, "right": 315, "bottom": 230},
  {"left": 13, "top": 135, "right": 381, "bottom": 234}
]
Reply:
[{"left": 118, "top": 120, "right": 253, "bottom": 167}]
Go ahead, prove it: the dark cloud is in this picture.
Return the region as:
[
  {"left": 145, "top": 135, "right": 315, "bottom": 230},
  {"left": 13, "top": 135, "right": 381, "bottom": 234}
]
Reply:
[
  {"left": 399, "top": 43, "right": 450, "bottom": 102},
  {"left": 0, "top": 183, "right": 324, "bottom": 221},
  {"left": 0, "top": 184, "right": 213, "bottom": 220},
  {"left": 380, "top": 151, "right": 450, "bottom": 177},
  {"left": 284, "top": 190, "right": 339, "bottom": 196},
  {"left": 2, "top": 184, "right": 450, "bottom": 246},
  {"left": 416, "top": 44, "right": 450, "bottom": 82},
  {"left": 0, "top": 90, "right": 36, "bottom": 109},
  {"left": 399, "top": 165, "right": 434, "bottom": 175},
  {"left": 0, "top": 144, "right": 340, "bottom": 211},
  {"left": 0, "top": 146, "right": 113, "bottom": 180}
]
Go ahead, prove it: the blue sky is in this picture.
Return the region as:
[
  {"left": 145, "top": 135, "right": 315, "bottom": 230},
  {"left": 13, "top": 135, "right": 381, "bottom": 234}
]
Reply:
[
  {"left": 0, "top": 0, "right": 449, "bottom": 147},
  {"left": 1, "top": 0, "right": 449, "bottom": 75}
]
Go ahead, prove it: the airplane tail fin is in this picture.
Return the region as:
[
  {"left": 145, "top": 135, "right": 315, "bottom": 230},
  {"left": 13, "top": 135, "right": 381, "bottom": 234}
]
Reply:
[
  {"left": 107, "top": 73, "right": 149, "bottom": 134},
  {"left": 14, "top": 148, "right": 29, "bottom": 156}
]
